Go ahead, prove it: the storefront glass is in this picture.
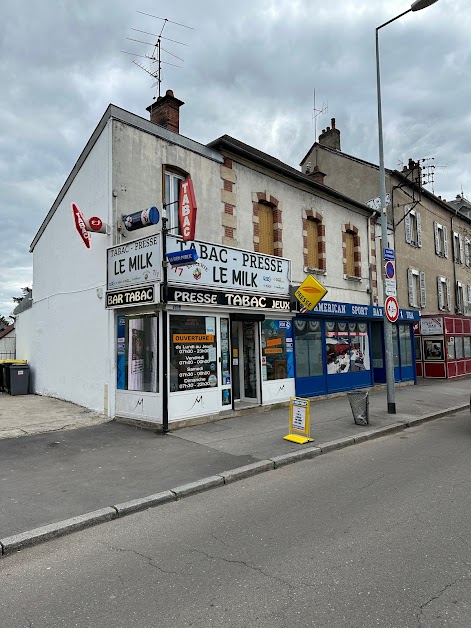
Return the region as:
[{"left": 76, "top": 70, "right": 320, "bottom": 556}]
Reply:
[
  {"left": 447, "top": 337, "right": 455, "bottom": 360},
  {"left": 169, "top": 315, "right": 218, "bottom": 392},
  {"left": 261, "top": 319, "right": 294, "bottom": 380},
  {"left": 294, "top": 320, "right": 323, "bottom": 377},
  {"left": 116, "top": 314, "right": 158, "bottom": 392},
  {"left": 464, "top": 337, "right": 471, "bottom": 358},
  {"left": 399, "top": 325, "right": 413, "bottom": 367},
  {"left": 455, "top": 336, "right": 464, "bottom": 359},
  {"left": 325, "top": 321, "right": 370, "bottom": 374}
]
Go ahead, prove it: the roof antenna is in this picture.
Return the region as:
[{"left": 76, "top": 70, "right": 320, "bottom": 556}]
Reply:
[
  {"left": 312, "top": 88, "right": 328, "bottom": 141},
  {"left": 122, "top": 12, "right": 193, "bottom": 98}
]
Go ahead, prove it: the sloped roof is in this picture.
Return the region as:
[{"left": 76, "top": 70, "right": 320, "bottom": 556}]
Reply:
[{"left": 0, "top": 324, "right": 14, "bottom": 339}]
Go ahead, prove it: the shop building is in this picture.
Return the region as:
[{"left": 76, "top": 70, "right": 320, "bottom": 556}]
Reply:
[{"left": 19, "top": 91, "right": 414, "bottom": 428}]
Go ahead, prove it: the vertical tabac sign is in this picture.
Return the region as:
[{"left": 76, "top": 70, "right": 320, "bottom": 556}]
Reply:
[{"left": 179, "top": 179, "right": 197, "bottom": 241}]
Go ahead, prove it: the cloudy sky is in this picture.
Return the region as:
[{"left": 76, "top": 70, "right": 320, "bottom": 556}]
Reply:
[{"left": 1, "top": 0, "right": 469, "bottom": 317}]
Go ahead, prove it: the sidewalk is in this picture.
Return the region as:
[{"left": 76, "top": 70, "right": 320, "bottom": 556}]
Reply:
[{"left": 0, "top": 378, "right": 469, "bottom": 552}]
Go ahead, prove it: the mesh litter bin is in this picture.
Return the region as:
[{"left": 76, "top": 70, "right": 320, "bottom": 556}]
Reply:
[
  {"left": 8, "top": 364, "right": 30, "bottom": 395},
  {"left": 347, "top": 390, "right": 369, "bottom": 425}
]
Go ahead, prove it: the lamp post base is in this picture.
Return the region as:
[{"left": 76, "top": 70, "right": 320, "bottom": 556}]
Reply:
[{"left": 388, "top": 402, "right": 396, "bottom": 414}]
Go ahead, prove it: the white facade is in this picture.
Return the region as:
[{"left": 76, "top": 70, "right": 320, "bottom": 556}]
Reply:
[{"left": 21, "top": 102, "right": 374, "bottom": 427}]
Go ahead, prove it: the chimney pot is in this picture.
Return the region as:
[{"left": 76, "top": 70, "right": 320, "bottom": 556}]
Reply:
[{"left": 331, "top": 118, "right": 335, "bottom": 129}]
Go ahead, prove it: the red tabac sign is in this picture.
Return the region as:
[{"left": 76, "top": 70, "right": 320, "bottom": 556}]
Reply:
[
  {"left": 72, "top": 203, "right": 91, "bottom": 249},
  {"left": 179, "top": 179, "right": 197, "bottom": 241}
]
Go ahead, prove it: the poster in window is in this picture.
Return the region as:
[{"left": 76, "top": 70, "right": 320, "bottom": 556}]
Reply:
[
  {"left": 424, "top": 338, "right": 444, "bottom": 361},
  {"left": 170, "top": 315, "right": 218, "bottom": 392}
]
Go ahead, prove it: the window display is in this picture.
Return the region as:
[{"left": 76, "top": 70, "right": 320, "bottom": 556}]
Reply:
[
  {"left": 326, "top": 321, "right": 370, "bottom": 374},
  {"left": 170, "top": 315, "right": 218, "bottom": 392},
  {"left": 261, "top": 320, "right": 294, "bottom": 381},
  {"left": 294, "top": 319, "right": 323, "bottom": 378},
  {"left": 424, "top": 338, "right": 445, "bottom": 361},
  {"left": 117, "top": 314, "right": 158, "bottom": 392}
]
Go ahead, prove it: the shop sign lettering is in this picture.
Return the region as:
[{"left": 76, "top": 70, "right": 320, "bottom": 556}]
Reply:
[
  {"left": 106, "top": 286, "right": 155, "bottom": 308},
  {"left": 168, "top": 287, "right": 290, "bottom": 311},
  {"left": 107, "top": 235, "right": 161, "bottom": 290},
  {"left": 167, "top": 235, "right": 290, "bottom": 296}
]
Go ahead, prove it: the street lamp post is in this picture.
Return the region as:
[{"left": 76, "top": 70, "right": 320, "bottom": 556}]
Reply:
[{"left": 375, "top": 0, "right": 439, "bottom": 414}]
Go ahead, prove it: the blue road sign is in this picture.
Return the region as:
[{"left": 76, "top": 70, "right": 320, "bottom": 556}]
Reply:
[
  {"left": 166, "top": 249, "right": 199, "bottom": 266},
  {"left": 384, "top": 247, "right": 395, "bottom": 261}
]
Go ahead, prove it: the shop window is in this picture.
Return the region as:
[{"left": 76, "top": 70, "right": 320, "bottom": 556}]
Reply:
[
  {"left": 164, "top": 169, "right": 187, "bottom": 235},
  {"left": 399, "top": 325, "right": 413, "bottom": 367},
  {"left": 447, "top": 337, "right": 455, "bottom": 360},
  {"left": 169, "top": 315, "right": 218, "bottom": 392},
  {"left": 464, "top": 337, "right": 471, "bottom": 358},
  {"left": 258, "top": 203, "right": 275, "bottom": 255},
  {"left": 414, "top": 335, "right": 422, "bottom": 361},
  {"left": 294, "top": 319, "right": 323, "bottom": 378},
  {"left": 433, "top": 222, "right": 448, "bottom": 257},
  {"left": 261, "top": 320, "right": 294, "bottom": 381},
  {"left": 116, "top": 314, "right": 158, "bottom": 392},
  {"left": 455, "top": 336, "right": 464, "bottom": 359},
  {"left": 424, "top": 338, "right": 445, "bottom": 361},
  {"left": 405, "top": 206, "right": 422, "bottom": 247},
  {"left": 325, "top": 321, "right": 370, "bottom": 374}
]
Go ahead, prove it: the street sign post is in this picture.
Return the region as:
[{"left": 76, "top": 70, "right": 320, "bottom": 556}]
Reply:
[{"left": 385, "top": 295, "right": 399, "bottom": 323}]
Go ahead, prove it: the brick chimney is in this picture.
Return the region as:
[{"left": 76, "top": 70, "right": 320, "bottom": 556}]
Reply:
[
  {"left": 318, "top": 117, "right": 341, "bottom": 151},
  {"left": 402, "top": 158, "right": 421, "bottom": 186},
  {"left": 308, "top": 165, "right": 326, "bottom": 185},
  {"left": 146, "top": 89, "right": 184, "bottom": 134}
]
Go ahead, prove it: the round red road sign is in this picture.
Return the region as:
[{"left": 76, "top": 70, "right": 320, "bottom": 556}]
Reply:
[
  {"left": 385, "top": 296, "right": 399, "bottom": 323},
  {"left": 88, "top": 216, "right": 103, "bottom": 231}
]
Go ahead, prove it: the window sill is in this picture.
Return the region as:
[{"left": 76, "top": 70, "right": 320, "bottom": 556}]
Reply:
[
  {"left": 304, "top": 267, "right": 326, "bottom": 276},
  {"left": 344, "top": 275, "right": 362, "bottom": 282}
]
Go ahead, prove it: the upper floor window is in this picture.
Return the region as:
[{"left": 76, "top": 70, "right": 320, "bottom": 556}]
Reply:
[
  {"left": 437, "top": 276, "right": 451, "bottom": 311},
  {"left": 405, "top": 205, "right": 422, "bottom": 247},
  {"left": 408, "top": 268, "right": 426, "bottom": 308},
  {"left": 434, "top": 222, "right": 448, "bottom": 258},
  {"left": 465, "top": 238, "right": 471, "bottom": 267},
  {"left": 345, "top": 232, "right": 355, "bottom": 276},
  {"left": 453, "top": 231, "right": 464, "bottom": 264},
  {"left": 164, "top": 169, "right": 185, "bottom": 235},
  {"left": 456, "top": 281, "right": 465, "bottom": 314},
  {"left": 306, "top": 218, "right": 319, "bottom": 269},
  {"left": 258, "top": 202, "right": 275, "bottom": 255}
]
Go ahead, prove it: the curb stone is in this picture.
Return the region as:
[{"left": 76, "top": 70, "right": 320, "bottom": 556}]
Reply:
[
  {"left": 270, "top": 447, "right": 321, "bottom": 468},
  {"left": 0, "top": 508, "right": 117, "bottom": 555},
  {"left": 320, "top": 436, "right": 356, "bottom": 453},
  {"left": 114, "top": 491, "right": 176, "bottom": 516},
  {"left": 170, "top": 475, "right": 224, "bottom": 498},
  {"left": 219, "top": 460, "right": 275, "bottom": 484}
]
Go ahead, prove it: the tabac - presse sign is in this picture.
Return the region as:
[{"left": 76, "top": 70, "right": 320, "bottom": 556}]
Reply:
[
  {"left": 294, "top": 275, "right": 328, "bottom": 311},
  {"left": 179, "top": 179, "right": 197, "bottom": 241},
  {"left": 166, "top": 235, "right": 291, "bottom": 296},
  {"left": 107, "top": 234, "right": 162, "bottom": 290}
]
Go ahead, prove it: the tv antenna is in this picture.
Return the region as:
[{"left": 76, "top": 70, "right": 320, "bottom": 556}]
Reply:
[
  {"left": 312, "top": 88, "right": 328, "bottom": 140},
  {"left": 122, "top": 12, "right": 193, "bottom": 98}
]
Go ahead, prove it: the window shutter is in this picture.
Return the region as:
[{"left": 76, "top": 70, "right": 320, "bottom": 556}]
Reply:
[
  {"left": 416, "top": 212, "right": 422, "bottom": 247},
  {"left": 434, "top": 222, "right": 440, "bottom": 254},
  {"left": 446, "top": 278, "right": 451, "bottom": 311},
  {"left": 258, "top": 203, "right": 274, "bottom": 255},
  {"left": 465, "top": 239, "right": 470, "bottom": 267},
  {"left": 419, "top": 271, "right": 426, "bottom": 308},
  {"left": 408, "top": 268, "right": 415, "bottom": 306},
  {"left": 459, "top": 234, "right": 464, "bottom": 264},
  {"left": 443, "top": 227, "right": 449, "bottom": 258},
  {"left": 457, "top": 281, "right": 463, "bottom": 313},
  {"left": 345, "top": 232, "right": 355, "bottom": 276},
  {"left": 468, "top": 284, "right": 471, "bottom": 305},
  {"left": 405, "top": 207, "right": 412, "bottom": 244},
  {"left": 306, "top": 219, "right": 319, "bottom": 269},
  {"left": 437, "top": 277, "right": 444, "bottom": 310}
]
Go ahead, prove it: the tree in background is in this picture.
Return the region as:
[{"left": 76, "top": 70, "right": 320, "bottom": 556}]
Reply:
[
  {"left": 0, "top": 314, "right": 13, "bottom": 329},
  {"left": 12, "top": 287, "right": 32, "bottom": 305}
]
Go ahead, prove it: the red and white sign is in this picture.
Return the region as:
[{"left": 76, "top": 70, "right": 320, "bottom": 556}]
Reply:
[
  {"left": 385, "top": 296, "right": 399, "bottom": 323},
  {"left": 178, "top": 179, "right": 197, "bottom": 241},
  {"left": 72, "top": 203, "right": 91, "bottom": 249},
  {"left": 87, "top": 216, "right": 106, "bottom": 233}
]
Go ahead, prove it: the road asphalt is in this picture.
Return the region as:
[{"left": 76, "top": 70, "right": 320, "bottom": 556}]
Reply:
[{"left": 0, "top": 377, "right": 469, "bottom": 556}]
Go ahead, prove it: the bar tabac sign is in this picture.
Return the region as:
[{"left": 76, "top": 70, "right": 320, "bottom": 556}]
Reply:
[
  {"left": 294, "top": 275, "right": 328, "bottom": 311},
  {"left": 179, "top": 179, "right": 197, "bottom": 241}
]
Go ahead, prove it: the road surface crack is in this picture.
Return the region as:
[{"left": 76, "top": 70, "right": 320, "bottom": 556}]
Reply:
[
  {"left": 416, "top": 577, "right": 471, "bottom": 627},
  {"left": 101, "top": 542, "right": 182, "bottom": 576}
]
